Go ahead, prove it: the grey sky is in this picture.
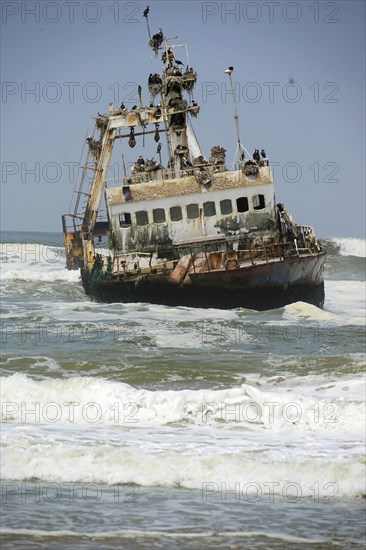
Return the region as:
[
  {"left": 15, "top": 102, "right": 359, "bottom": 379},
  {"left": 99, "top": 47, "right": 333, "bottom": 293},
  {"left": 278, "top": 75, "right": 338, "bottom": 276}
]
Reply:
[{"left": 1, "top": 0, "right": 365, "bottom": 237}]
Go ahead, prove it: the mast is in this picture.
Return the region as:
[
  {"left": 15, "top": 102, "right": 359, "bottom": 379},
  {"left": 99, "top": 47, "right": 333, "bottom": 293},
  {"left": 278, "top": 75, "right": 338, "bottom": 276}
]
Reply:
[
  {"left": 225, "top": 67, "right": 245, "bottom": 163},
  {"left": 159, "top": 35, "right": 195, "bottom": 178},
  {"left": 81, "top": 122, "right": 115, "bottom": 269}
]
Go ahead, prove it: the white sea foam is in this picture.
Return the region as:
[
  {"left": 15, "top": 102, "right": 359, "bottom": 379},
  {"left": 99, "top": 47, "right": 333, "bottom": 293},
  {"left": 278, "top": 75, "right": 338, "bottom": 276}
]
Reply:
[
  {"left": 0, "top": 242, "right": 64, "bottom": 263},
  {"left": 283, "top": 301, "right": 339, "bottom": 322},
  {"left": 331, "top": 237, "right": 366, "bottom": 257},
  {"left": 0, "top": 243, "right": 80, "bottom": 282},
  {"left": 324, "top": 280, "right": 366, "bottom": 320},
  {"left": 1, "top": 424, "right": 364, "bottom": 497},
  {"left": 1, "top": 369, "right": 365, "bottom": 497},
  {"left": 1, "top": 374, "right": 365, "bottom": 434},
  {"left": 0, "top": 528, "right": 331, "bottom": 543},
  {"left": 260, "top": 364, "right": 366, "bottom": 401},
  {"left": 1, "top": 268, "right": 80, "bottom": 283},
  {"left": 282, "top": 283, "right": 366, "bottom": 324}
]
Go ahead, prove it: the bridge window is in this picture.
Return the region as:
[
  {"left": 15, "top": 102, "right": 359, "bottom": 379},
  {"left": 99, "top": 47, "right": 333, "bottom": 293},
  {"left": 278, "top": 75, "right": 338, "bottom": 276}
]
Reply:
[
  {"left": 170, "top": 206, "right": 183, "bottom": 222},
  {"left": 136, "top": 211, "right": 149, "bottom": 226},
  {"left": 153, "top": 208, "right": 166, "bottom": 224},
  {"left": 187, "top": 203, "right": 199, "bottom": 219},
  {"left": 220, "top": 199, "right": 232, "bottom": 215},
  {"left": 119, "top": 213, "right": 131, "bottom": 227},
  {"left": 253, "top": 194, "right": 265, "bottom": 210},
  {"left": 203, "top": 201, "right": 216, "bottom": 217},
  {"left": 237, "top": 197, "right": 249, "bottom": 213}
]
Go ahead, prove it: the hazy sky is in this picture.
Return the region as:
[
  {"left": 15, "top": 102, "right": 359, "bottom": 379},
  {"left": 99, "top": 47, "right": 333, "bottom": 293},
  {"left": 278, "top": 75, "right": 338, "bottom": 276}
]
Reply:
[{"left": 1, "top": 0, "right": 365, "bottom": 237}]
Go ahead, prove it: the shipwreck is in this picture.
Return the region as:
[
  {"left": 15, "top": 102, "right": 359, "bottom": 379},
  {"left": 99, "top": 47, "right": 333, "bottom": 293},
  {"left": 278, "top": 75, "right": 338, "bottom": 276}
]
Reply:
[{"left": 62, "top": 20, "right": 325, "bottom": 310}]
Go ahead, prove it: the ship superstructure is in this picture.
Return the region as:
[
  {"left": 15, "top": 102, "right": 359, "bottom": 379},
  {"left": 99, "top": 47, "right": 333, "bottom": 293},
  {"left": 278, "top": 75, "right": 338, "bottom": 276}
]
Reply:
[{"left": 62, "top": 25, "right": 325, "bottom": 310}]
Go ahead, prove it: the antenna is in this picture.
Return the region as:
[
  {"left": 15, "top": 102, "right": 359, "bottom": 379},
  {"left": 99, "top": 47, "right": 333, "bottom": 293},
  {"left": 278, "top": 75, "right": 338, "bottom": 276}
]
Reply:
[{"left": 224, "top": 67, "right": 245, "bottom": 164}]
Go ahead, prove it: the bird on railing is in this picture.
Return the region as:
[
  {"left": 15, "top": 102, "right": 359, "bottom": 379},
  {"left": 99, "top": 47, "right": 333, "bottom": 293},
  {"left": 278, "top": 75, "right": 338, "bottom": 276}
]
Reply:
[{"left": 162, "top": 47, "right": 174, "bottom": 64}]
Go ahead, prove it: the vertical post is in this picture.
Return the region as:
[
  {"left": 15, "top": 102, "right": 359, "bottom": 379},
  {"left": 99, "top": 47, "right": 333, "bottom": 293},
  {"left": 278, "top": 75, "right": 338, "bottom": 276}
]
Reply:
[
  {"left": 249, "top": 240, "right": 254, "bottom": 266},
  {"left": 145, "top": 14, "right": 151, "bottom": 39},
  {"left": 225, "top": 67, "right": 244, "bottom": 164}
]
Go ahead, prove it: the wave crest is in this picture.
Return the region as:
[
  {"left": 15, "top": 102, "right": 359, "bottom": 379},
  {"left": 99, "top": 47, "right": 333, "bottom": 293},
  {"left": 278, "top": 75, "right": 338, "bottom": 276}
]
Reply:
[{"left": 323, "top": 238, "right": 366, "bottom": 257}]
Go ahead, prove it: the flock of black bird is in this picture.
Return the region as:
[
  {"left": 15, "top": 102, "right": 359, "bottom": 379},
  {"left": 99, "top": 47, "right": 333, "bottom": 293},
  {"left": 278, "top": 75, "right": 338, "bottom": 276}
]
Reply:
[
  {"left": 148, "top": 73, "right": 162, "bottom": 86},
  {"left": 253, "top": 149, "right": 267, "bottom": 161},
  {"left": 91, "top": 8, "right": 267, "bottom": 166}
]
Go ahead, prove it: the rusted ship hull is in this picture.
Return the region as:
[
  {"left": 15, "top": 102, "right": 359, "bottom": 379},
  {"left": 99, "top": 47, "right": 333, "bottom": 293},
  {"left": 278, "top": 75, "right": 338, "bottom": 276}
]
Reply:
[{"left": 82, "top": 253, "right": 325, "bottom": 311}]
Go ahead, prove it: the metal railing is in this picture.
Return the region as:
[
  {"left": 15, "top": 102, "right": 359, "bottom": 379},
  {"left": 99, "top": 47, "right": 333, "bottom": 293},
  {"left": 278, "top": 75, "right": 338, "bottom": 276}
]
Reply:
[
  {"left": 62, "top": 210, "right": 109, "bottom": 235},
  {"left": 186, "top": 237, "right": 313, "bottom": 273}
]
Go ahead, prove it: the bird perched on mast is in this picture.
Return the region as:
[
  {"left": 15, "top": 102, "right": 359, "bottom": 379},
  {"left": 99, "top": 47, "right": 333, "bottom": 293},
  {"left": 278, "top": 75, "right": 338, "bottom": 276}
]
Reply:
[
  {"left": 143, "top": 6, "right": 151, "bottom": 39},
  {"left": 149, "top": 28, "right": 164, "bottom": 55},
  {"left": 224, "top": 66, "right": 234, "bottom": 75},
  {"left": 148, "top": 73, "right": 163, "bottom": 98}
]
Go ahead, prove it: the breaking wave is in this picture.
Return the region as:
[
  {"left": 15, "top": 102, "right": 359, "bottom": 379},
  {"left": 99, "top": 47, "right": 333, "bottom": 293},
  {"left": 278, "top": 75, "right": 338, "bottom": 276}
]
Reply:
[
  {"left": 2, "top": 443, "right": 364, "bottom": 497},
  {"left": 0, "top": 243, "right": 79, "bottom": 282},
  {"left": 2, "top": 373, "right": 365, "bottom": 432},
  {"left": 324, "top": 238, "right": 366, "bottom": 258}
]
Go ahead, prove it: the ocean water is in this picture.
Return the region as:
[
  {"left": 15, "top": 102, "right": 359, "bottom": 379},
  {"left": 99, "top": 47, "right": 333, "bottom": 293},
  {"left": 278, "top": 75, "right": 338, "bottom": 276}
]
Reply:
[{"left": 0, "top": 231, "right": 365, "bottom": 549}]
